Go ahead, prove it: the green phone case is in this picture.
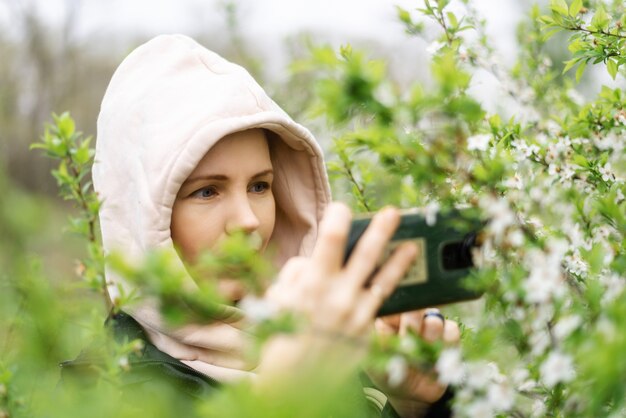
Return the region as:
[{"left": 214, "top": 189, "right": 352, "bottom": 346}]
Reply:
[{"left": 344, "top": 211, "right": 484, "bottom": 316}]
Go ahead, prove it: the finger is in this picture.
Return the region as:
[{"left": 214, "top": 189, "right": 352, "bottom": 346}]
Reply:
[
  {"left": 399, "top": 310, "right": 423, "bottom": 337},
  {"left": 421, "top": 309, "right": 445, "bottom": 343},
  {"left": 310, "top": 202, "right": 352, "bottom": 273},
  {"left": 402, "top": 371, "right": 447, "bottom": 404},
  {"left": 345, "top": 207, "right": 401, "bottom": 286},
  {"left": 442, "top": 319, "right": 461, "bottom": 345},
  {"left": 374, "top": 318, "right": 397, "bottom": 336},
  {"left": 276, "top": 256, "right": 307, "bottom": 285},
  {"left": 362, "top": 241, "right": 418, "bottom": 317},
  {"left": 378, "top": 314, "right": 402, "bottom": 332},
  {"left": 268, "top": 257, "right": 309, "bottom": 308}
]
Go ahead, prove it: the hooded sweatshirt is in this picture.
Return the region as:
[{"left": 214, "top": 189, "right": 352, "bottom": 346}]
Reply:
[{"left": 93, "top": 34, "right": 331, "bottom": 382}]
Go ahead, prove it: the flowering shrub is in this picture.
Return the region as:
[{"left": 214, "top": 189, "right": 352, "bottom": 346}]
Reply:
[
  {"left": 11, "top": 0, "right": 625, "bottom": 417},
  {"left": 293, "top": 0, "right": 625, "bottom": 416}
]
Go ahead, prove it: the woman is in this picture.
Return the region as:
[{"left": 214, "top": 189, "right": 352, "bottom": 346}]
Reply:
[{"left": 69, "top": 34, "right": 459, "bottom": 417}]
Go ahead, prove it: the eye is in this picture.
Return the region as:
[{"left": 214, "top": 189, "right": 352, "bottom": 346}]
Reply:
[
  {"left": 249, "top": 182, "right": 270, "bottom": 194},
  {"left": 191, "top": 186, "right": 217, "bottom": 199}
]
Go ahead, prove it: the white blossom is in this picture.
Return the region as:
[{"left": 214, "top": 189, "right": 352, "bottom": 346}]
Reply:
[
  {"left": 599, "top": 273, "right": 625, "bottom": 304},
  {"left": 529, "top": 329, "right": 550, "bottom": 356},
  {"left": 593, "top": 225, "right": 612, "bottom": 242},
  {"left": 529, "top": 186, "right": 544, "bottom": 202},
  {"left": 535, "top": 133, "right": 549, "bottom": 145},
  {"left": 436, "top": 348, "right": 465, "bottom": 385},
  {"left": 118, "top": 356, "right": 130, "bottom": 371},
  {"left": 563, "top": 224, "right": 583, "bottom": 250},
  {"left": 467, "top": 134, "right": 491, "bottom": 151},
  {"left": 519, "top": 107, "right": 541, "bottom": 124},
  {"left": 482, "top": 197, "right": 516, "bottom": 241},
  {"left": 545, "top": 120, "right": 561, "bottom": 136},
  {"left": 511, "top": 307, "right": 526, "bottom": 321},
  {"left": 556, "top": 136, "right": 572, "bottom": 151},
  {"left": 503, "top": 173, "right": 523, "bottom": 190},
  {"left": 523, "top": 249, "right": 565, "bottom": 304},
  {"left": 529, "top": 143, "right": 541, "bottom": 156},
  {"left": 596, "top": 317, "right": 617, "bottom": 341},
  {"left": 616, "top": 188, "right": 624, "bottom": 203},
  {"left": 564, "top": 251, "right": 588, "bottom": 277},
  {"left": 487, "top": 380, "right": 515, "bottom": 411},
  {"left": 545, "top": 145, "right": 559, "bottom": 163},
  {"left": 547, "top": 238, "right": 569, "bottom": 259},
  {"left": 238, "top": 295, "right": 276, "bottom": 322},
  {"left": 426, "top": 41, "right": 445, "bottom": 55},
  {"left": 553, "top": 315, "right": 582, "bottom": 341},
  {"left": 465, "top": 399, "right": 494, "bottom": 418},
  {"left": 518, "top": 378, "right": 537, "bottom": 392},
  {"left": 547, "top": 162, "right": 561, "bottom": 176},
  {"left": 534, "top": 303, "right": 556, "bottom": 327},
  {"left": 386, "top": 355, "right": 408, "bottom": 387},
  {"left": 511, "top": 139, "right": 540, "bottom": 160},
  {"left": 566, "top": 88, "right": 585, "bottom": 105},
  {"left": 560, "top": 165, "right": 575, "bottom": 181},
  {"left": 599, "top": 162, "right": 614, "bottom": 182},
  {"left": 511, "top": 368, "right": 529, "bottom": 384},
  {"left": 424, "top": 201, "right": 440, "bottom": 226},
  {"left": 540, "top": 351, "right": 575, "bottom": 388},
  {"left": 594, "top": 132, "right": 620, "bottom": 151},
  {"left": 513, "top": 368, "right": 536, "bottom": 392},
  {"left": 531, "top": 399, "right": 547, "bottom": 417},
  {"left": 465, "top": 361, "right": 493, "bottom": 390},
  {"left": 518, "top": 87, "right": 536, "bottom": 103}
]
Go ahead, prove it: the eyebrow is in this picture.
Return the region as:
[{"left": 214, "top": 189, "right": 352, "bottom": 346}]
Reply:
[{"left": 183, "top": 169, "right": 274, "bottom": 185}]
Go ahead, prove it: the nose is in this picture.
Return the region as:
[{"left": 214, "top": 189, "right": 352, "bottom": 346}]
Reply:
[{"left": 225, "top": 195, "right": 261, "bottom": 236}]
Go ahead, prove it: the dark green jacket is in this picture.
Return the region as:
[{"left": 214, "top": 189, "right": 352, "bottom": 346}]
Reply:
[{"left": 61, "top": 312, "right": 451, "bottom": 417}]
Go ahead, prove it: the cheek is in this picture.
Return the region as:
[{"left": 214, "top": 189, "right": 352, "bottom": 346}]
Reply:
[
  {"left": 258, "top": 196, "right": 276, "bottom": 243},
  {"left": 171, "top": 204, "right": 225, "bottom": 263}
]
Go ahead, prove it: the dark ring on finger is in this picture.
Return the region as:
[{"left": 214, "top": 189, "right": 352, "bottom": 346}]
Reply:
[{"left": 423, "top": 311, "right": 445, "bottom": 323}]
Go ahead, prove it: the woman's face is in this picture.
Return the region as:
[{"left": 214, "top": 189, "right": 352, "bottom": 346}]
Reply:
[{"left": 171, "top": 129, "right": 276, "bottom": 301}]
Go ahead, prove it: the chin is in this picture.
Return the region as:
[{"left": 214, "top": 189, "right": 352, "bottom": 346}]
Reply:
[{"left": 217, "top": 278, "right": 247, "bottom": 305}]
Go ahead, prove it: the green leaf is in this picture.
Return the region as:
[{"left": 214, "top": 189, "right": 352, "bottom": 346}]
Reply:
[
  {"left": 568, "top": 38, "right": 586, "bottom": 53},
  {"left": 563, "top": 58, "right": 579, "bottom": 74},
  {"left": 339, "top": 44, "right": 353, "bottom": 59},
  {"left": 74, "top": 140, "right": 92, "bottom": 165},
  {"left": 607, "top": 59, "right": 618, "bottom": 79},
  {"left": 447, "top": 96, "right": 484, "bottom": 123},
  {"left": 488, "top": 114, "right": 502, "bottom": 130},
  {"left": 56, "top": 113, "right": 75, "bottom": 138},
  {"left": 542, "top": 27, "right": 564, "bottom": 41},
  {"left": 446, "top": 11, "right": 458, "bottom": 28},
  {"left": 590, "top": 7, "right": 609, "bottom": 31},
  {"left": 396, "top": 6, "right": 412, "bottom": 24},
  {"left": 29, "top": 142, "right": 46, "bottom": 151},
  {"left": 437, "top": 0, "right": 450, "bottom": 13},
  {"left": 573, "top": 154, "right": 589, "bottom": 168},
  {"left": 569, "top": 0, "right": 582, "bottom": 17},
  {"left": 575, "top": 60, "right": 587, "bottom": 82},
  {"left": 550, "top": 0, "right": 569, "bottom": 16},
  {"left": 582, "top": 243, "right": 606, "bottom": 276}
]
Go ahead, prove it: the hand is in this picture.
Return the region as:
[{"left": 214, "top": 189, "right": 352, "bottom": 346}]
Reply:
[
  {"left": 259, "top": 203, "right": 418, "bottom": 380},
  {"left": 371, "top": 308, "right": 460, "bottom": 415}
]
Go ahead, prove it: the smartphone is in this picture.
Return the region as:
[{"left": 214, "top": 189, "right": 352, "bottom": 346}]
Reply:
[{"left": 344, "top": 210, "right": 484, "bottom": 316}]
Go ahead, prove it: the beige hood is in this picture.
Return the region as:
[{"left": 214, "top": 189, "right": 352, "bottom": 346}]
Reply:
[{"left": 93, "top": 34, "right": 331, "bottom": 381}]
